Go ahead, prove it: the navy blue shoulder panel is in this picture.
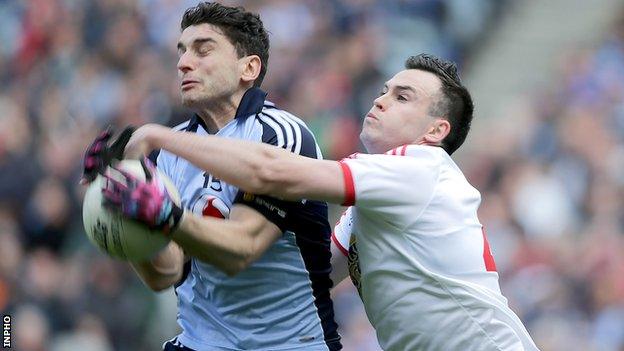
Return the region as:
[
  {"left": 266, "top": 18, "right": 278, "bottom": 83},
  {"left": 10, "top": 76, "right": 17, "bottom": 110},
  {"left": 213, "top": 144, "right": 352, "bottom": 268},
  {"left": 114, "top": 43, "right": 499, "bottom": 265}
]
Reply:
[
  {"left": 258, "top": 117, "right": 279, "bottom": 146},
  {"left": 258, "top": 110, "right": 320, "bottom": 160},
  {"left": 294, "top": 119, "right": 319, "bottom": 159}
]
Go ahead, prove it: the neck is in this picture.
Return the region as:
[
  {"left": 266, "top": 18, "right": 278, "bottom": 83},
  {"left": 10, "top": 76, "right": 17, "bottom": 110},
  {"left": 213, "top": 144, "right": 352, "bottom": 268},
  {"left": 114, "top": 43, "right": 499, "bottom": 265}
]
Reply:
[{"left": 196, "top": 89, "right": 247, "bottom": 133}]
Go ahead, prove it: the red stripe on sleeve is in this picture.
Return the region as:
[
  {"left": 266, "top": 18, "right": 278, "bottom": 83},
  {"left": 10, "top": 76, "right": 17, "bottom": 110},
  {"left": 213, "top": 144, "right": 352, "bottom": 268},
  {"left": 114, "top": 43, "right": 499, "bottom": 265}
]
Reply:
[
  {"left": 482, "top": 228, "right": 497, "bottom": 272},
  {"left": 339, "top": 161, "right": 355, "bottom": 206},
  {"left": 331, "top": 232, "right": 349, "bottom": 257},
  {"left": 400, "top": 145, "right": 408, "bottom": 156},
  {"left": 391, "top": 148, "right": 397, "bottom": 155}
]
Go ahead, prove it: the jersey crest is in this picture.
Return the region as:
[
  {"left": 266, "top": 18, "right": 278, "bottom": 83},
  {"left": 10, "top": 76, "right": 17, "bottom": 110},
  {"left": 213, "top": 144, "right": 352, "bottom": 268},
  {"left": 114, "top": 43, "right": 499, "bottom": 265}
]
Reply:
[{"left": 347, "top": 233, "right": 362, "bottom": 297}]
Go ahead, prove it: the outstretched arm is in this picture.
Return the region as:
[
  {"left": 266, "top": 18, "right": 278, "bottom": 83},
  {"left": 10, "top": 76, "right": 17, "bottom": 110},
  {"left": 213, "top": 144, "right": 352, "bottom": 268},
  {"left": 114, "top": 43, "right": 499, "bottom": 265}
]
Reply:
[{"left": 127, "top": 124, "right": 348, "bottom": 205}]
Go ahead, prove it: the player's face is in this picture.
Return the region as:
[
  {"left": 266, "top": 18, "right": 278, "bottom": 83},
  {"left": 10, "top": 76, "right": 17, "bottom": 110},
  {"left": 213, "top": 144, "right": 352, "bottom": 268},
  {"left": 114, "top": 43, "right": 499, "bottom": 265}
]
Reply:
[
  {"left": 177, "top": 24, "right": 244, "bottom": 108},
  {"left": 360, "top": 69, "right": 443, "bottom": 153}
]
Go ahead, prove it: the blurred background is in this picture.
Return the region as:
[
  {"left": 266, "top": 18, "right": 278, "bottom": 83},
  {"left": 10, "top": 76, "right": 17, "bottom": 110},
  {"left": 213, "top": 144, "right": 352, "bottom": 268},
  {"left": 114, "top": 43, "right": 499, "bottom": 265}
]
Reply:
[{"left": 1, "top": 0, "right": 624, "bottom": 350}]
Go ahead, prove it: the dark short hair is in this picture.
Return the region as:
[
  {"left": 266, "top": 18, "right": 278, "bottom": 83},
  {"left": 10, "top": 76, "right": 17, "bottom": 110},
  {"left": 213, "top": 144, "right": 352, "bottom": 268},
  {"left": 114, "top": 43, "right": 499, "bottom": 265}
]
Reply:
[
  {"left": 404, "top": 54, "right": 474, "bottom": 155},
  {"left": 181, "top": 2, "right": 270, "bottom": 87}
]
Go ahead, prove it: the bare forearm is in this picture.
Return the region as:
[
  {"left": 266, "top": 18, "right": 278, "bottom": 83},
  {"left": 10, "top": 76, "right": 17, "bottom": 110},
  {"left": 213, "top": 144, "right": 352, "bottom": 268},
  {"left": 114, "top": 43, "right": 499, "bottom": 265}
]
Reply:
[
  {"left": 172, "top": 213, "right": 252, "bottom": 276},
  {"left": 170, "top": 207, "right": 281, "bottom": 276},
  {"left": 150, "top": 127, "right": 347, "bottom": 203},
  {"left": 133, "top": 123, "right": 345, "bottom": 204},
  {"left": 154, "top": 128, "right": 292, "bottom": 197},
  {"left": 130, "top": 241, "right": 185, "bottom": 291}
]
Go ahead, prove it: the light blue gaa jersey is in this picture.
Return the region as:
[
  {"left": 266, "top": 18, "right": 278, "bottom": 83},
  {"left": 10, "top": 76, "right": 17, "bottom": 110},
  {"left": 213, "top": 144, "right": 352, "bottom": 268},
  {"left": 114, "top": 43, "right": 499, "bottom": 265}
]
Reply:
[{"left": 156, "top": 88, "right": 341, "bottom": 351}]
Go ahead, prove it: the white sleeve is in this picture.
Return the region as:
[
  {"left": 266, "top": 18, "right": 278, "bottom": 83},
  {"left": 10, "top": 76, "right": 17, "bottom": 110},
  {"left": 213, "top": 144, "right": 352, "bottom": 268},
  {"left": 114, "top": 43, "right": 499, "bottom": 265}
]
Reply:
[
  {"left": 339, "top": 150, "right": 440, "bottom": 217},
  {"left": 331, "top": 207, "right": 353, "bottom": 257}
]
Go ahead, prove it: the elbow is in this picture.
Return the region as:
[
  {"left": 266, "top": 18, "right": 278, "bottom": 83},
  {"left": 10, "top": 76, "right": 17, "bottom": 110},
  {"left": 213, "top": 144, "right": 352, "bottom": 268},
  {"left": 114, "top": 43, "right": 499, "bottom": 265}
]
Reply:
[
  {"left": 143, "top": 277, "right": 175, "bottom": 292},
  {"left": 193, "top": 250, "right": 252, "bottom": 277},
  {"left": 223, "top": 257, "right": 252, "bottom": 277},
  {"left": 223, "top": 266, "right": 243, "bottom": 277},
  {"left": 247, "top": 165, "right": 272, "bottom": 195},
  {"left": 250, "top": 157, "right": 287, "bottom": 196},
  {"left": 193, "top": 249, "right": 254, "bottom": 277},
  {"left": 140, "top": 270, "right": 181, "bottom": 292}
]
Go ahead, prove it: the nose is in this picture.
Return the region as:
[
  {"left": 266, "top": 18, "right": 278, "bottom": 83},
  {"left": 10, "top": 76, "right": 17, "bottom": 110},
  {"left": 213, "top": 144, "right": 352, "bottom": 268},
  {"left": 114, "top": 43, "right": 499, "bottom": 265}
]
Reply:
[
  {"left": 177, "top": 51, "right": 193, "bottom": 74},
  {"left": 373, "top": 94, "right": 386, "bottom": 112}
]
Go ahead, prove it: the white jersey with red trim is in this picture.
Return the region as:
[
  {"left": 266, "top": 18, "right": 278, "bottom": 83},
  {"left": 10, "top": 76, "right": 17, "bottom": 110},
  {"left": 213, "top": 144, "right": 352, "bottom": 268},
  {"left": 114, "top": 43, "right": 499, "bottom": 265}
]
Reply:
[{"left": 333, "top": 145, "right": 538, "bottom": 351}]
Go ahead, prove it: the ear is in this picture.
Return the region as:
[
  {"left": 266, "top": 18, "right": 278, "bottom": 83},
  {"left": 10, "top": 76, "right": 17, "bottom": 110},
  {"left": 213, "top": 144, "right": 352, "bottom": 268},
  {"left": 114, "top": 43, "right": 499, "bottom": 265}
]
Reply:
[
  {"left": 240, "top": 55, "right": 262, "bottom": 86},
  {"left": 422, "top": 118, "right": 451, "bottom": 145}
]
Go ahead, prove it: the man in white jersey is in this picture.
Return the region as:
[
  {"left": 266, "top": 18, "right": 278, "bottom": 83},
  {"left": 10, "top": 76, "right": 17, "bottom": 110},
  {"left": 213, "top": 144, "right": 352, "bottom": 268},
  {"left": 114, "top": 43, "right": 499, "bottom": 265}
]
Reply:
[
  {"left": 113, "top": 53, "right": 539, "bottom": 350},
  {"left": 81, "top": 2, "right": 340, "bottom": 351}
]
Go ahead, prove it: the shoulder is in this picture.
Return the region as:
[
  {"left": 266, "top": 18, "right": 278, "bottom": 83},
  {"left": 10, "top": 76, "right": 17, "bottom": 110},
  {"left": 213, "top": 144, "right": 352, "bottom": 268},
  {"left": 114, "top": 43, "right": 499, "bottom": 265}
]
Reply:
[
  {"left": 381, "top": 145, "right": 446, "bottom": 169},
  {"left": 254, "top": 104, "right": 322, "bottom": 159},
  {"left": 339, "top": 147, "right": 444, "bottom": 208},
  {"left": 386, "top": 144, "right": 445, "bottom": 160},
  {"left": 347, "top": 145, "right": 440, "bottom": 164},
  {"left": 342, "top": 145, "right": 444, "bottom": 183}
]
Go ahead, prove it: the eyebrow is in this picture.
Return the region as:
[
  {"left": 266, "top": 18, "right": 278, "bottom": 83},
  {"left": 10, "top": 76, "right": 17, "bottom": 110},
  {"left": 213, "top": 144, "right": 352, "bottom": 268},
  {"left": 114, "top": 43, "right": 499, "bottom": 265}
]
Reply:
[
  {"left": 395, "top": 85, "right": 416, "bottom": 94},
  {"left": 384, "top": 84, "right": 416, "bottom": 94},
  {"left": 177, "top": 37, "right": 217, "bottom": 51}
]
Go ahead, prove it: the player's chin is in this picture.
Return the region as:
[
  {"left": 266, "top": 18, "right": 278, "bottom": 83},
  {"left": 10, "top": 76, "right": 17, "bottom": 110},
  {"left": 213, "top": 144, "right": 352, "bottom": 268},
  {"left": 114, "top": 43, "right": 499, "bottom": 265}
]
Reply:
[
  {"left": 181, "top": 94, "right": 206, "bottom": 108},
  {"left": 359, "top": 129, "right": 375, "bottom": 150},
  {"left": 360, "top": 123, "right": 378, "bottom": 138},
  {"left": 361, "top": 125, "right": 386, "bottom": 149}
]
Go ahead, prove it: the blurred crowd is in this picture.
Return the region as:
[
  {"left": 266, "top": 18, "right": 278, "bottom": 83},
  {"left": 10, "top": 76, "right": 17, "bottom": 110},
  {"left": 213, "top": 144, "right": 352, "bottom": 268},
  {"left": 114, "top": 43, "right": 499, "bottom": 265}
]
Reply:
[
  {"left": 2, "top": 0, "right": 623, "bottom": 350},
  {"left": 457, "top": 11, "right": 624, "bottom": 350}
]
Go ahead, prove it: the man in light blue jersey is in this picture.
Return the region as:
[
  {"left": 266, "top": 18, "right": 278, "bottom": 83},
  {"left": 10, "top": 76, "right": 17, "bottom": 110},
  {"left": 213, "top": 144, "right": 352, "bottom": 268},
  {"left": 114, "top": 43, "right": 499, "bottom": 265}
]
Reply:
[{"left": 81, "top": 2, "right": 341, "bottom": 350}]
